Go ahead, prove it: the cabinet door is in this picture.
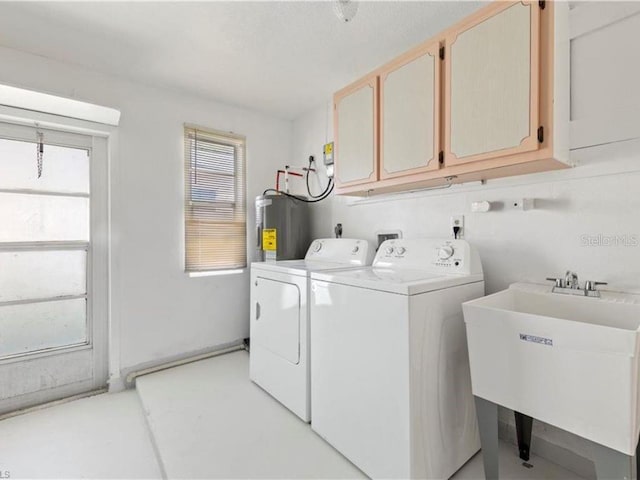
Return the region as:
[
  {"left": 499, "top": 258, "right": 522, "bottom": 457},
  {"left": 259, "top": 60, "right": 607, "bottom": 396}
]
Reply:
[
  {"left": 334, "top": 75, "right": 378, "bottom": 187},
  {"left": 444, "top": 1, "right": 541, "bottom": 165},
  {"left": 380, "top": 41, "right": 440, "bottom": 179}
]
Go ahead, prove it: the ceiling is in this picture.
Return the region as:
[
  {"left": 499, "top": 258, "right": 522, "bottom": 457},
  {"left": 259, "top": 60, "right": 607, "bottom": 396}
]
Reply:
[{"left": 0, "top": 1, "right": 483, "bottom": 119}]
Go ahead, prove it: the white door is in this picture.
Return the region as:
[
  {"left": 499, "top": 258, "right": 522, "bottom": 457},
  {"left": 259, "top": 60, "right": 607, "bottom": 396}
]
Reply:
[
  {"left": 0, "top": 121, "right": 108, "bottom": 414},
  {"left": 251, "top": 276, "right": 300, "bottom": 365}
]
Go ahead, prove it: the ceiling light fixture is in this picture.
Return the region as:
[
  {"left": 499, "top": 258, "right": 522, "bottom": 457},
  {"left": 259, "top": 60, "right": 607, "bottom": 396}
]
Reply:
[{"left": 333, "top": 0, "right": 358, "bottom": 23}]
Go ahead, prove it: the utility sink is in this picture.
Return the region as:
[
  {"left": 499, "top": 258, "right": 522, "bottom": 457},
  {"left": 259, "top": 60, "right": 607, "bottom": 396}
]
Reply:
[{"left": 463, "top": 282, "right": 640, "bottom": 456}]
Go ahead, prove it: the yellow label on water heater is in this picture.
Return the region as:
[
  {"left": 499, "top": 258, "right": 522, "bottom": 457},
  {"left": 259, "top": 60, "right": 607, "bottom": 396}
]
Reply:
[{"left": 262, "top": 229, "right": 277, "bottom": 251}]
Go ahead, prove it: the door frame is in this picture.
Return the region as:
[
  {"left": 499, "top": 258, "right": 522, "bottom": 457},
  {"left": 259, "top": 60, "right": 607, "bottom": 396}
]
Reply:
[{"left": 0, "top": 104, "right": 120, "bottom": 411}]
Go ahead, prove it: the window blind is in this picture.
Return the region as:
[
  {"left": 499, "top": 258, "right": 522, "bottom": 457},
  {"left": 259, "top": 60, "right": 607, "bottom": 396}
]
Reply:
[{"left": 184, "top": 125, "right": 246, "bottom": 272}]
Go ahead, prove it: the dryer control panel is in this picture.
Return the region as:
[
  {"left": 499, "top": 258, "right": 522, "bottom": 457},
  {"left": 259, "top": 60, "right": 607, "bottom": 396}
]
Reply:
[
  {"left": 374, "top": 238, "right": 483, "bottom": 275},
  {"left": 305, "top": 238, "right": 375, "bottom": 266}
]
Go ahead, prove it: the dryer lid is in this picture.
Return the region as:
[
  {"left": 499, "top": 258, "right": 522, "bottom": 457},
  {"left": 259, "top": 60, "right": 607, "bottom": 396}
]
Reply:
[
  {"left": 251, "top": 238, "right": 375, "bottom": 276},
  {"left": 251, "top": 259, "right": 360, "bottom": 276}
]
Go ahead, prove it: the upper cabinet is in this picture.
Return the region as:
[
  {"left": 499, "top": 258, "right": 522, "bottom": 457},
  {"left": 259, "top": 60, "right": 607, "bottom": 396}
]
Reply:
[
  {"left": 380, "top": 41, "right": 440, "bottom": 179},
  {"left": 445, "top": 1, "right": 540, "bottom": 164},
  {"left": 569, "top": 3, "right": 640, "bottom": 150},
  {"left": 334, "top": 75, "right": 378, "bottom": 187},
  {"left": 333, "top": 0, "right": 569, "bottom": 197}
]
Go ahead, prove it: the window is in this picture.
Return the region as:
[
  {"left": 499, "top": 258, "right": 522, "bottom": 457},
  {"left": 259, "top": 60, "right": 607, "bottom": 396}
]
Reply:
[
  {"left": 0, "top": 127, "right": 91, "bottom": 358},
  {"left": 184, "top": 125, "right": 246, "bottom": 272}
]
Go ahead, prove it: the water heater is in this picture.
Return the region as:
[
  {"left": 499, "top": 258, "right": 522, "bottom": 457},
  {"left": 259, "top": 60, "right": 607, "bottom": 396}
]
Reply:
[{"left": 255, "top": 194, "right": 310, "bottom": 261}]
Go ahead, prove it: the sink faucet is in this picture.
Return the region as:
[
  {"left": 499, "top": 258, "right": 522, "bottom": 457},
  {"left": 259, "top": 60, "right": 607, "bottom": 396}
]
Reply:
[
  {"left": 565, "top": 271, "right": 579, "bottom": 289},
  {"left": 546, "top": 271, "right": 607, "bottom": 297}
]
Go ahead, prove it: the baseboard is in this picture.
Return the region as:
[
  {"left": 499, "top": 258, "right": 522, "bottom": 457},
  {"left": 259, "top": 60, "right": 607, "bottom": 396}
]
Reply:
[
  {"left": 0, "top": 387, "right": 107, "bottom": 421},
  {"left": 499, "top": 420, "right": 596, "bottom": 480},
  {"left": 120, "top": 340, "right": 246, "bottom": 388}
]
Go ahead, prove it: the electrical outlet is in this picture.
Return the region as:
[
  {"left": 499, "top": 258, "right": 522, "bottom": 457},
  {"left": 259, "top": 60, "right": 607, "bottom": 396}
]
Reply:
[{"left": 451, "top": 215, "right": 464, "bottom": 238}]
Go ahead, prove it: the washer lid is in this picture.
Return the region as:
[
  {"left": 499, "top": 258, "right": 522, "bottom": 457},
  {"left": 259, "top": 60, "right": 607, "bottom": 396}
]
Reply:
[
  {"left": 251, "top": 259, "right": 362, "bottom": 276},
  {"left": 310, "top": 267, "right": 484, "bottom": 295}
]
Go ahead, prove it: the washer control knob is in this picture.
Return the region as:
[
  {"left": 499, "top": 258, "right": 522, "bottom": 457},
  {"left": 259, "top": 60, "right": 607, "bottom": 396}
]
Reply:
[
  {"left": 313, "top": 242, "right": 322, "bottom": 252},
  {"left": 396, "top": 247, "right": 406, "bottom": 255},
  {"left": 352, "top": 246, "right": 359, "bottom": 253},
  {"left": 385, "top": 246, "right": 394, "bottom": 255},
  {"left": 438, "top": 245, "right": 454, "bottom": 260}
]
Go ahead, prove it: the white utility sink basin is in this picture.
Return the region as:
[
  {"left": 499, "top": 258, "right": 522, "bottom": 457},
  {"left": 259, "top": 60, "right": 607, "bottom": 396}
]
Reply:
[{"left": 463, "top": 282, "right": 640, "bottom": 455}]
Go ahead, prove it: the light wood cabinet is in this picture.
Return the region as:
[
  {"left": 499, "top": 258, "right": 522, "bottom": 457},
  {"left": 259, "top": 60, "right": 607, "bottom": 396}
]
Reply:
[
  {"left": 380, "top": 41, "right": 440, "bottom": 179},
  {"left": 333, "top": 0, "right": 569, "bottom": 196},
  {"left": 334, "top": 75, "right": 378, "bottom": 188},
  {"left": 445, "top": 1, "right": 540, "bottom": 164}
]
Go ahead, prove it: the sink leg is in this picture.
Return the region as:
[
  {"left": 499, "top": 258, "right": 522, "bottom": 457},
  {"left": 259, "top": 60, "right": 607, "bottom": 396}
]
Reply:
[
  {"left": 592, "top": 442, "right": 633, "bottom": 480},
  {"left": 475, "top": 396, "right": 499, "bottom": 480},
  {"left": 514, "top": 411, "right": 533, "bottom": 461},
  {"left": 636, "top": 434, "right": 640, "bottom": 480}
]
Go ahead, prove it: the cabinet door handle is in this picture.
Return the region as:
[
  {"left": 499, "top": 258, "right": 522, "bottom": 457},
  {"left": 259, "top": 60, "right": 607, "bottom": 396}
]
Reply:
[{"left": 256, "top": 302, "right": 261, "bottom": 320}]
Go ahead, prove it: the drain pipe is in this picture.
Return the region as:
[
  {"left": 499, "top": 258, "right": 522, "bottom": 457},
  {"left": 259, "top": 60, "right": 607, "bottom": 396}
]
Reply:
[{"left": 125, "top": 343, "right": 247, "bottom": 386}]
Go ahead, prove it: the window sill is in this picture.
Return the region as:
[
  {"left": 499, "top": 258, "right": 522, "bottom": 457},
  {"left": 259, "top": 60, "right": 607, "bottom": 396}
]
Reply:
[{"left": 187, "top": 269, "right": 245, "bottom": 278}]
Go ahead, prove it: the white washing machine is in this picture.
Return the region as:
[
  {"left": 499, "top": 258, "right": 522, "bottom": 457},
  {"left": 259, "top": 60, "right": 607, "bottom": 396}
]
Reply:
[
  {"left": 310, "top": 238, "right": 485, "bottom": 479},
  {"left": 250, "top": 238, "right": 374, "bottom": 422}
]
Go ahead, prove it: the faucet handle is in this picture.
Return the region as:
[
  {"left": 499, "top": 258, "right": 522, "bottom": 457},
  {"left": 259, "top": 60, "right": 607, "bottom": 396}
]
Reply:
[
  {"left": 546, "top": 277, "right": 565, "bottom": 288},
  {"left": 585, "top": 280, "right": 607, "bottom": 292}
]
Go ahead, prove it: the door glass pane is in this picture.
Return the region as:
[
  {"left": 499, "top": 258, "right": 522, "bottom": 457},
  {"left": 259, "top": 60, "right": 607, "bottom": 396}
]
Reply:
[
  {"left": 0, "top": 138, "right": 90, "bottom": 194},
  {"left": 0, "top": 193, "right": 89, "bottom": 241},
  {"left": 0, "top": 298, "right": 87, "bottom": 358},
  {"left": 0, "top": 250, "right": 86, "bottom": 302}
]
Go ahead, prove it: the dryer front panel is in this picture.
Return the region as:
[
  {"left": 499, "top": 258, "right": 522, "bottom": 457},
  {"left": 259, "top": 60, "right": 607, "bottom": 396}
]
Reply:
[{"left": 252, "top": 276, "right": 301, "bottom": 365}]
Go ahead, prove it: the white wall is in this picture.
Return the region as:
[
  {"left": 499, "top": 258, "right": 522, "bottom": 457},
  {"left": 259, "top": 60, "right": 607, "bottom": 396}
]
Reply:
[
  {"left": 0, "top": 46, "right": 291, "bottom": 384},
  {"left": 291, "top": 104, "right": 334, "bottom": 236},
  {"left": 301, "top": 132, "right": 640, "bottom": 295},
  {"left": 292, "top": 4, "right": 640, "bottom": 474}
]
